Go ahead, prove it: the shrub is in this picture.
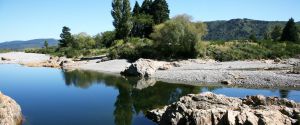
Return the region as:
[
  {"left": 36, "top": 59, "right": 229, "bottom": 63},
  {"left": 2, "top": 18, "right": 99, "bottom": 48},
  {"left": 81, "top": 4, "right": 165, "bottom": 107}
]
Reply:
[
  {"left": 150, "top": 14, "right": 207, "bottom": 59},
  {"left": 107, "top": 38, "right": 154, "bottom": 61},
  {"left": 95, "top": 31, "right": 116, "bottom": 48}
]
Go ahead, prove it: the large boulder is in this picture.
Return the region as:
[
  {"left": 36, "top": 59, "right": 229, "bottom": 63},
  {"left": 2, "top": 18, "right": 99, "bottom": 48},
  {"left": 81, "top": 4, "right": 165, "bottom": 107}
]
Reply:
[
  {"left": 0, "top": 92, "right": 22, "bottom": 125},
  {"left": 147, "top": 92, "right": 300, "bottom": 125},
  {"left": 121, "top": 59, "right": 168, "bottom": 77}
]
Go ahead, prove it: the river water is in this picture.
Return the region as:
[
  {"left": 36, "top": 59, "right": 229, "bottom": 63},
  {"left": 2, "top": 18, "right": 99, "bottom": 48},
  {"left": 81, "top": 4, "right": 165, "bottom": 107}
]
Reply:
[{"left": 0, "top": 64, "right": 299, "bottom": 125}]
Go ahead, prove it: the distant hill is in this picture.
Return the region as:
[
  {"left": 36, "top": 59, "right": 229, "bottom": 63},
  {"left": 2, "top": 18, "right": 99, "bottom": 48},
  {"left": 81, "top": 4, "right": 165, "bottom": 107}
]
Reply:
[
  {"left": 204, "top": 18, "right": 300, "bottom": 41},
  {"left": 0, "top": 39, "right": 58, "bottom": 50}
]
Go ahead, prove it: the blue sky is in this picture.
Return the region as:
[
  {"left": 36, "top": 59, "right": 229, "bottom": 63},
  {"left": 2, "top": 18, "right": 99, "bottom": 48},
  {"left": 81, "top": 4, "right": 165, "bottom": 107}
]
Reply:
[{"left": 0, "top": 0, "right": 299, "bottom": 42}]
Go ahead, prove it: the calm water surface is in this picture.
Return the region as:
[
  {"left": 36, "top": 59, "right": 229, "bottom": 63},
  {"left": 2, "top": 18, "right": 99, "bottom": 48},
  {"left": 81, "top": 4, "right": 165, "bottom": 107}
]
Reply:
[{"left": 0, "top": 64, "right": 299, "bottom": 125}]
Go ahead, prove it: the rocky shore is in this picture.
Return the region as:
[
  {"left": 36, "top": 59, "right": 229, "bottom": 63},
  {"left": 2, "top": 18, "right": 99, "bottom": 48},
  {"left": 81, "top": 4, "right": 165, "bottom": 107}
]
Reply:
[
  {"left": 0, "top": 92, "right": 22, "bottom": 125},
  {"left": 147, "top": 92, "right": 300, "bottom": 125},
  {"left": 1, "top": 52, "right": 300, "bottom": 88}
]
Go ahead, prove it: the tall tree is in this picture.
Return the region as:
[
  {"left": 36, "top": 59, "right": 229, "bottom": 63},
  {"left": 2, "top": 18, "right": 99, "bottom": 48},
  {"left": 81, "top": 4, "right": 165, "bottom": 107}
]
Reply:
[
  {"left": 59, "top": 26, "right": 73, "bottom": 48},
  {"left": 141, "top": 0, "right": 152, "bottom": 14},
  {"left": 271, "top": 25, "right": 282, "bottom": 41},
  {"left": 121, "top": 0, "right": 132, "bottom": 39},
  {"left": 112, "top": 0, "right": 123, "bottom": 39},
  {"left": 132, "top": 1, "right": 141, "bottom": 16},
  {"left": 151, "top": 0, "right": 170, "bottom": 24},
  {"left": 281, "top": 18, "right": 299, "bottom": 42},
  {"left": 112, "top": 0, "right": 132, "bottom": 39}
]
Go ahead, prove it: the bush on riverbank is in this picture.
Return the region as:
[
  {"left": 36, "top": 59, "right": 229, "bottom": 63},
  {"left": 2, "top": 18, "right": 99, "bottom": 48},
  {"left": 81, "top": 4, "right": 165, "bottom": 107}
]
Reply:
[
  {"left": 108, "top": 38, "right": 155, "bottom": 61},
  {"left": 204, "top": 40, "right": 300, "bottom": 61}
]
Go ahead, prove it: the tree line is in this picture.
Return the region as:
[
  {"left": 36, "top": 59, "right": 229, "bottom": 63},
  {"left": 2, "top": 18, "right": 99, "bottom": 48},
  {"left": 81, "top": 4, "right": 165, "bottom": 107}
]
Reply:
[
  {"left": 44, "top": 0, "right": 299, "bottom": 60},
  {"left": 261, "top": 18, "right": 299, "bottom": 43}
]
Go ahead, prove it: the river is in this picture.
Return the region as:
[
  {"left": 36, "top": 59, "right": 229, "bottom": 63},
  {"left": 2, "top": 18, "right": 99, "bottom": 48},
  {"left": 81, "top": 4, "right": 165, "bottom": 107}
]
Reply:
[{"left": 0, "top": 64, "right": 299, "bottom": 125}]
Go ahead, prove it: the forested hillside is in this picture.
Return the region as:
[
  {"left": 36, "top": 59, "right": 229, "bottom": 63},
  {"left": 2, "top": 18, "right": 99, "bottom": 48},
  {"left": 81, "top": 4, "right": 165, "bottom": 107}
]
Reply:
[{"left": 204, "top": 18, "right": 300, "bottom": 40}]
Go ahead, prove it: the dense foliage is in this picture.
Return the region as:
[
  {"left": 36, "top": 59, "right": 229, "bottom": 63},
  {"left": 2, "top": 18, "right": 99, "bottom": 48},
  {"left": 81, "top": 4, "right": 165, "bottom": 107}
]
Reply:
[
  {"left": 131, "top": 0, "right": 169, "bottom": 38},
  {"left": 151, "top": 15, "right": 207, "bottom": 58},
  {"left": 281, "top": 18, "right": 299, "bottom": 42}
]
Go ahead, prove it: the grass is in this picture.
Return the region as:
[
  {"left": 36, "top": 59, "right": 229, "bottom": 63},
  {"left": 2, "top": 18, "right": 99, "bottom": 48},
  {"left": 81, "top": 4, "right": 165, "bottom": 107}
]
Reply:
[{"left": 0, "top": 49, "right": 12, "bottom": 53}]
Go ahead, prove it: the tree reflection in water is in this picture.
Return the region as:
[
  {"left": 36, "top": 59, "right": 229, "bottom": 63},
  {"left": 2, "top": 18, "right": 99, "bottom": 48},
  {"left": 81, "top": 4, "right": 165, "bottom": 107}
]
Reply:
[
  {"left": 279, "top": 89, "right": 290, "bottom": 98},
  {"left": 61, "top": 70, "right": 210, "bottom": 125}
]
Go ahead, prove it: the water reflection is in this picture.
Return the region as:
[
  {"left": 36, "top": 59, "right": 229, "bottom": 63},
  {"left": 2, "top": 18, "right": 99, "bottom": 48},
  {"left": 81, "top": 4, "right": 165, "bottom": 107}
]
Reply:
[
  {"left": 62, "top": 70, "right": 204, "bottom": 125},
  {"left": 61, "top": 70, "right": 294, "bottom": 125}
]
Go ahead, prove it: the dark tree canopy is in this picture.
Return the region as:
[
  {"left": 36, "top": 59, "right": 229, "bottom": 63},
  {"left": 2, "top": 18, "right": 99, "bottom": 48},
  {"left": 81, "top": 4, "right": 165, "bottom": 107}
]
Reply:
[
  {"left": 131, "top": 14, "right": 154, "bottom": 38},
  {"left": 132, "top": 1, "right": 141, "bottom": 16},
  {"left": 151, "top": 0, "right": 170, "bottom": 24},
  {"left": 131, "top": 0, "right": 170, "bottom": 38},
  {"left": 59, "top": 26, "right": 73, "bottom": 48},
  {"left": 281, "top": 18, "right": 299, "bottom": 42},
  {"left": 141, "top": 0, "right": 153, "bottom": 14},
  {"left": 271, "top": 25, "right": 282, "bottom": 41}
]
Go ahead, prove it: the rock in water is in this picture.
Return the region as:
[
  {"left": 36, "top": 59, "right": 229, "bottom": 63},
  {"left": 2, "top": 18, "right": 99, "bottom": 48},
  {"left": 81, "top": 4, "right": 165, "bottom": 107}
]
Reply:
[
  {"left": 0, "top": 92, "right": 22, "bottom": 125},
  {"left": 147, "top": 92, "right": 300, "bottom": 125},
  {"left": 121, "top": 59, "right": 166, "bottom": 77}
]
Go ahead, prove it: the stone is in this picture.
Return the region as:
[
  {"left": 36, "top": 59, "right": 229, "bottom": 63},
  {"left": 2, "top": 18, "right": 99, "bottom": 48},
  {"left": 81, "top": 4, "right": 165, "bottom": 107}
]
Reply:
[
  {"left": 221, "top": 79, "right": 233, "bottom": 85},
  {"left": 101, "top": 57, "right": 109, "bottom": 62},
  {"left": 147, "top": 92, "right": 300, "bottom": 125},
  {"left": 1, "top": 57, "right": 11, "bottom": 61},
  {"left": 0, "top": 92, "right": 22, "bottom": 125},
  {"left": 274, "top": 58, "right": 281, "bottom": 63},
  {"left": 121, "top": 59, "right": 167, "bottom": 77}
]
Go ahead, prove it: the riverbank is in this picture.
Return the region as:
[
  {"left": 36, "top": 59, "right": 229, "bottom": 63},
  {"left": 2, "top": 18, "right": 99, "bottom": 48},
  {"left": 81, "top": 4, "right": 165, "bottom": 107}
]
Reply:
[{"left": 1, "top": 52, "right": 300, "bottom": 88}]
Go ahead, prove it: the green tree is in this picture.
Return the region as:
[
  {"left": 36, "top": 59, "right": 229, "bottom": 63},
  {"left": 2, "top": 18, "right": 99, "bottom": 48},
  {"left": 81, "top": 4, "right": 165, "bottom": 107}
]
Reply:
[
  {"left": 151, "top": 14, "right": 207, "bottom": 58},
  {"left": 132, "top": 1, "right": 141, "bottom": 16},
  {"left": 96, "top": 31, "right": 116, "bottom": 48},
  {"left": 59, "top": 26, "right": 73, "bottom": 48},
  {"left": 131, "top": 14, "right": 154, "bottom": 38},
  {"left": 111, "top": 0, "right": 132, "bottom": 39},
  {"left": 281, "top": 18, "right": 299, "bottom": 42},
  {"left": 151, "top": 0, "right": 169, "bottom": 24},
  {"left": 44, "top": 40, "right": 49, "bottom": 48},
  {"left": 141, "top": 0, "right": 153, "bottom": 14},
  {"left": 271, "top": 25, "right": 282, "bottom": 41},
  {"left": 249, "top": 32, "right": 257, "bottom": 42},
  {"left": 72, "top": 32, "right": 96, "bottom": 49}
]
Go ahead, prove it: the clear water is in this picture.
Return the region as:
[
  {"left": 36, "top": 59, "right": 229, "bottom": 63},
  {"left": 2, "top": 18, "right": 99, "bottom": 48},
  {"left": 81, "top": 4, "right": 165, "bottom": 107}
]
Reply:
[{"left": 0, "top": 64, "right": 299, "bottom": 125}]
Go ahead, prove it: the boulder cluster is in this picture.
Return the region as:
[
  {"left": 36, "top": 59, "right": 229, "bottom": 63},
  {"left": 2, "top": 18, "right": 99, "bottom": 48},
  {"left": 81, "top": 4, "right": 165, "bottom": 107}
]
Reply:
[{"left": 147, "top": 92, "right": 300, "bottom": 125}]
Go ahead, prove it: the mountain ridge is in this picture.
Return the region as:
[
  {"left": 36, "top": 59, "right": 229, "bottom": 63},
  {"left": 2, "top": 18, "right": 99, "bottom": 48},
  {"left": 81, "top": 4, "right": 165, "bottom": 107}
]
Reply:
[
  {"left": 204, "top": 18, "right": 300, "bottom": 41},
  {"left": 0, "top": 38, "right": 58, "bottom": 50}
]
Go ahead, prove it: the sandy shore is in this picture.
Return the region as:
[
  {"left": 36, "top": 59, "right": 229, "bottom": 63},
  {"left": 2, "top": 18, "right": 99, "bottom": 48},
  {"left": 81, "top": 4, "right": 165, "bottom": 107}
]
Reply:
[
  {"left": 0, "top": 52, "right": 130, "bottom": 74},
  {"left": 1, "top": 52, "right": 300, "bottom": 88}
]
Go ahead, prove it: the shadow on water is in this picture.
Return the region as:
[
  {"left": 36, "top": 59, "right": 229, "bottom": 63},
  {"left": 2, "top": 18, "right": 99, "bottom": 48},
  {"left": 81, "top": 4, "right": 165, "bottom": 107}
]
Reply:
[
  {"left": 61, "top": 70, "right": 294, "bottom": 125},
  {"left": 61, "top": 70, "right": 215, "bottom": 125}
]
